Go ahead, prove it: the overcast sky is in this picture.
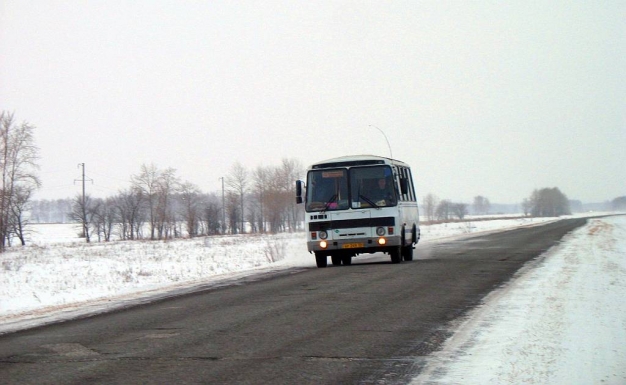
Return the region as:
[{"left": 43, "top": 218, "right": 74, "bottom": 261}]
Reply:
[{"left": 1, "top": 1, "right": 624, "bottom": 204}]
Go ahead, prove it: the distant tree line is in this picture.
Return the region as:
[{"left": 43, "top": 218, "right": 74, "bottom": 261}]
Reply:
[
  {"left": 421, "top": 194, "right": 496, "bottom": 222},
  {"left": 423, "top": 188, "right": 572, "bottom": 220},
  {"left": 612, "top": 196, "right": 626, "bottom": 211},
  {"left": 421, "top": 194, "right": 469, "bottom": 222},
  {"left": 31, "top": 159, "right": 304, "bottom": 243},
  {"left": 421, "top": 188, "right": 579, "bottom": 222},
  {"left": 29, "top": 199, "right": 72, "bottom": 223}
]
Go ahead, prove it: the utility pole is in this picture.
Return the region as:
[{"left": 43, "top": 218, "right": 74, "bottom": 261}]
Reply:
[{"left": 74, "top": 163, "right": 93, "bottom": 242}]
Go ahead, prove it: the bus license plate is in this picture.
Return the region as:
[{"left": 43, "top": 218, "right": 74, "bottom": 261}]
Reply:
[{"left": 342, "top": 243, "right": 364, "bottom": 249}]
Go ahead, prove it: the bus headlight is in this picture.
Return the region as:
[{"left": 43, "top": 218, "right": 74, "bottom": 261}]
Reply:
[
  {"left": 320, "top": 240, "right": 328, "bottom": 249},
  {"left": 376, "top": 227, "right": 385, "bottom": 236},
  {"left": 319, "top": 230, "right": 328, "bottom": 240},
  {"left": 378, "top": 238, "right": 386, "bottom": 245}
]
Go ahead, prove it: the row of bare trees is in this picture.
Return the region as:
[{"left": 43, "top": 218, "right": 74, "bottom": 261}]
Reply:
[
  {"left": 0, "top": 112, "right": 40, "bottom": 250},
  {"left": 248, "top": 158, "right": 302, "bottom": 234},
  {"left": 423, "top": 188, "right": 574, "bottom": 222},
  {"left": 69, "top": 159, "right": 304, "bottom": 242},
  {"left": 421, "top": 194, "right": 474, "bottom": 222}
]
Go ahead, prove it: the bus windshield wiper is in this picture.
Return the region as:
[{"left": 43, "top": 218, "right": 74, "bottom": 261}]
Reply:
[
  {"left": 321, "top": 194, "right": 337, "bottom": 212},
  {"left": 359, "top": 194, "right": 380, "bottom": 209}
]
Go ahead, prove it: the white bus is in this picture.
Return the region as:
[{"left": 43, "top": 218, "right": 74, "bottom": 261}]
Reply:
[{"left": 296, "top": 155, "right": 420, "bottom": 267}]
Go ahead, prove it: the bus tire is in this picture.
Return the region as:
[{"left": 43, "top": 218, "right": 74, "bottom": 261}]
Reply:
[
  {"left": 342, "top": 255, "right": 352, "bottom": 266},
  {"left": 315, "top": 253, "right": 328, "bottom": 268},
  {"left": 331, "top": 255, "right": 342, "bottom": 266},
  {"left": 403, "top": 245, "right": 414, "bottom": 261},
  {"left": 390, "top": 246, "right": 402, "bottom": 264},
  {"left": 401, "top": 225, "right": 406, "bottom": 247}
]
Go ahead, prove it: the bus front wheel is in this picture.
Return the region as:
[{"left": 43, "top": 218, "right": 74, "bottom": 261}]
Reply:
[
  {"left": 389, "top": 246, "right": 402, "bottom": 264},
  {"left": 315, "top": 252, "right": 328, "bottom": 268}
]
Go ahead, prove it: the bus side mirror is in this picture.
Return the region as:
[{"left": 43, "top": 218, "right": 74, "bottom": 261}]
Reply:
[
  {"left": 296, "top": 180, "right": 304, "bottom": 204},
  {"left": 400, "top": 178, "right": 408, "bottom": 195}
]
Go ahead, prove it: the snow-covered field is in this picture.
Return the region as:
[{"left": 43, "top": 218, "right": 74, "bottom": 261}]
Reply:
[{"left": 1, "top": 213, "right": 624, "bottom": 384}]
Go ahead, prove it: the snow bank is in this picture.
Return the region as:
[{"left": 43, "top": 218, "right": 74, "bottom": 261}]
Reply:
[{"left": 413, "top": 215, "right": 626, "bottom": 385}]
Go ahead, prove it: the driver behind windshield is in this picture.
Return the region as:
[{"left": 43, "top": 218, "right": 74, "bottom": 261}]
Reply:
[{"left": 368, "top": 177, "right": 395, "bottom": 206}]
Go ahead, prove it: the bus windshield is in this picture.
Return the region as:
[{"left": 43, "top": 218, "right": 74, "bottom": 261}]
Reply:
[
  {"left": 306, "top": 169, "right": 349, "bottom": 212},
  {"left": 350, "top": 166, "right": 397, "bottom": 209},
  {"left": 305, "top": 166, "right": 397, "bottom": 212}
]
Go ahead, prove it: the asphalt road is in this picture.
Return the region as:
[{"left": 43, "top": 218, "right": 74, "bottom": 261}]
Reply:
[{"left": 0, "top": 218, "right": 588, "bottom": 384}]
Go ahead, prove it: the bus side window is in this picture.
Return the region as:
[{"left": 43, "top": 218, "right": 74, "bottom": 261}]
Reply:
[
  {"left": 397, "top": 167, "right": 407, "bottom": 201},
  {"left": 397, "top": 167, "right": 416, "bottom": 202},
  {"left": 400, "top": 178, "right": 409, "bottom": 196},
  {"left": 407, "top": 168, "right": 416, "bottom": 201}
]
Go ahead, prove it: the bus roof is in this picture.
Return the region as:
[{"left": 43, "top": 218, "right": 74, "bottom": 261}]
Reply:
[{"left": 308, "top": 155, "right": 411, "bottom": 170}]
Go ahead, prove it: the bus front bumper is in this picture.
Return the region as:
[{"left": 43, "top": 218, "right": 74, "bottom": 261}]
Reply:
[{"left": 307, "top": 236, "right": 402, "bottom": 254}]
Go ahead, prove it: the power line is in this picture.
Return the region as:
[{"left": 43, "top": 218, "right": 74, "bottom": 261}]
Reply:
[{"left": 88, "top": 171, "right": 130, "bottom": 183}]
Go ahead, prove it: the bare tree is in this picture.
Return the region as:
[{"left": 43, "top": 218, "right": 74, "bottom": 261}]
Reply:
[
  {"left": 131, "top": 164, "right": 179, "bottom": 239},
  {"left": 452, "top": 202, "right": 468, "bottom": 220},
  {"left": 155, "top": 167, "right": 179, "bottom": 239},
  {"left": 247, "top": 159, "right": 303, "bottom": 234},
  {"left": 226, "top": 162, "right": 248, "bottom": 234},
  {"left": 435, "top": 199, "right": 452, "bottom": 221},
  {"left": 0, "top": 112, "right": 41, "bottom": 250},
  {"left": 114, "top": 188, "right": 144, "bottom": 240},
  {"left": 422, "top": 194, "right": 439, "bottom": 223},
  {"left": 246, "top": 205, "right": 258, "bottom": 233},
  {"left": 265, "top": 166, "right": 287, "bottom": 233},
  {"left": 131, "top": 164, "right": 160, "bottom": 240},
  {"left": 472, "top": 195, "right": 491, "bottom": 215},
  {"left": 252, "top": 165, "right": 271, "bottom": 233},
  {"left": 70, "top": 193, "right": 96, "bottom": 242},
  {"left": 179, "top": 181, "right": 201, "bottom": 237},
  {"left": 8, "top": 185, "right": 34, "bottom": 245},
  {"left": 91, "top": 197, "right": 117, "bottom": 242},
  {"left": 279, "top": 158, "right": 303, "bottom": 231},
  {"left": 199, "top": 193, "right": 221, "bottom": 235},
  {"left": 225, "top": 191, "right": 241, "bottom": 234}
]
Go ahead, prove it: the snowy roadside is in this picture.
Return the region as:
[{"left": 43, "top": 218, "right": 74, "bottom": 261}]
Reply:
[
  {"left": 0, "top": 214, "right": 596, "bottom": 335},
  {"left": 0, "top": 233, "right": 313, "bottom": 334},
  {"left": 412, "top": 215, "right": 626, "bottom": 385}
]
